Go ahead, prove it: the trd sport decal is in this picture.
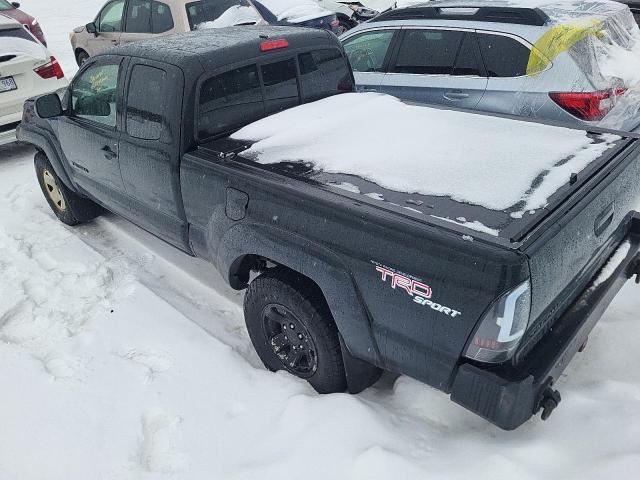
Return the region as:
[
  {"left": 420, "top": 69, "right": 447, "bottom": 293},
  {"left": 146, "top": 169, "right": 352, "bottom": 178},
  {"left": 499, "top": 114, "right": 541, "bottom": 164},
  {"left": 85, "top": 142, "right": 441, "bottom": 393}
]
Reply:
[{"left": 372, "top": 261, "right": 462, "bottom": 318}]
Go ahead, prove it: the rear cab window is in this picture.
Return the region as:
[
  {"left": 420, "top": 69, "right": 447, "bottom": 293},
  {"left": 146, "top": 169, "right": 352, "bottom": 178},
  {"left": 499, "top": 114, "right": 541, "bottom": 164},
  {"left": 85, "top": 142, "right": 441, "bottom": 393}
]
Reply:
[{"left": 197, "top": 46, "right": 352, "bottom": 141}]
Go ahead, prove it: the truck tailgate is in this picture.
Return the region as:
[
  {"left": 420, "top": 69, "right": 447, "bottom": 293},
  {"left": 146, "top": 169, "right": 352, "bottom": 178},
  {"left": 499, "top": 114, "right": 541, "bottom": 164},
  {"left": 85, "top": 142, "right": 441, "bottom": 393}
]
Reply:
[{"left": 518, "top": 138, "right": 640, "bottom": 360}]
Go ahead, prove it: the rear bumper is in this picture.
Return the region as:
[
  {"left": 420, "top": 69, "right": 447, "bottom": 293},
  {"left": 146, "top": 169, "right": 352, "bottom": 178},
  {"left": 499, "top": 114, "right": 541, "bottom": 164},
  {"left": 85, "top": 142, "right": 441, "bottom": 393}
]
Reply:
[{"left": 450, "top": 212, "right": 640, "bottom": 430}]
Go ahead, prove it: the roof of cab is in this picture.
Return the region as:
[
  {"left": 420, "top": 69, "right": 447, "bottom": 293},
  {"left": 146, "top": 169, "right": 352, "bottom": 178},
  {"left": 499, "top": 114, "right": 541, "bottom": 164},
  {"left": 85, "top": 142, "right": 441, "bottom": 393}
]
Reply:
[{"left": 107, "top": 25, "right": 338, "bottom": 72}]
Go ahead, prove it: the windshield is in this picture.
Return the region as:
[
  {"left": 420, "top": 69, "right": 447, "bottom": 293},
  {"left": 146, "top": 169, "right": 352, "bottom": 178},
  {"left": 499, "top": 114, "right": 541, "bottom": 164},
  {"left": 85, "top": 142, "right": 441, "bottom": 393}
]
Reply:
[
  {"left": 0, "top": 0, "right": 14, "bottom": 11},
  {"left": 185, "top": 0, "right": 262, "bottom": 29}
]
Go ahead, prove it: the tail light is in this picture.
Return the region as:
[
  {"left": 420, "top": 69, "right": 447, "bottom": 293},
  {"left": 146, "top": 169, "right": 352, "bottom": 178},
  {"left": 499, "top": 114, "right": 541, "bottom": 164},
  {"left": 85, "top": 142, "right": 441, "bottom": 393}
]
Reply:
[
  {"left": 260, "top": 39, "right": 289, "bottom": 52},
  {"left": 549, "top": 88, "right": 627, "bottom": 121},
  {"left": 34, "top": 56, "right": 64, "bottom": 80},
  {"left": 465, "top": 281, "right": 531, "bottom": 363}
]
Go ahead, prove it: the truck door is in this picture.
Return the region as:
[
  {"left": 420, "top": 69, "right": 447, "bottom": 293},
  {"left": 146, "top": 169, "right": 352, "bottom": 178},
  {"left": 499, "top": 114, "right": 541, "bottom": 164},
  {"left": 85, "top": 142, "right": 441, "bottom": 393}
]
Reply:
[
  {"left": 118, "top": 59, "right": 188, "bottom": 250},
  {"left": 58, "top": 56, "right": 126, "bottom": 202}
]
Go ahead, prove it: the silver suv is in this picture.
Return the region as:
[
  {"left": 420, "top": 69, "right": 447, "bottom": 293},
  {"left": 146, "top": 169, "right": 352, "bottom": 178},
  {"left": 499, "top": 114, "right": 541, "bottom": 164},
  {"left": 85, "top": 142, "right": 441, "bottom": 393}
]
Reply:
[{"left": 340, "top": 0, "right": 640, "bottom": 129}]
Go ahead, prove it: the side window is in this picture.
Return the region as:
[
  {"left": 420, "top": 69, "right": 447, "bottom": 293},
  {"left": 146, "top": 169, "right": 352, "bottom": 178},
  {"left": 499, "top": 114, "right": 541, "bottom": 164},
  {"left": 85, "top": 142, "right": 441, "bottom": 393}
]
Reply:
[
  {"left": 152, "top": 1, "right": 174, "bottom": 33},
  {"left": 343, "top": 30, "right": 394, "bottom": 73},
  {"left": 299, "top": 49, "right": 353, "bottom": 101},
  {"left": 98, "top": 0, "right": 126, "bottom": 32},
  {"left": 72, "top": 63, "right": 120, "bottom": 127},
  {"left": 261, "top": 58, "right": 299, "bottom": 114},
  {"left": 199, "top": 64, "right": 264, "bottom": 139},
  {"left": 452, "top": 33, "right": 482, "bottom": 76},
  {"left": 477, "top": 33, "right": 531, "bottom": 77},
  {"left": 125, "top": 0, "right": 152, "bottom": 33},
  {"left": 126, "top": 64, "right": 167, "bottom": 140},
  {"left": 391, "top": 29, "right": 463, "bottom": 75}
]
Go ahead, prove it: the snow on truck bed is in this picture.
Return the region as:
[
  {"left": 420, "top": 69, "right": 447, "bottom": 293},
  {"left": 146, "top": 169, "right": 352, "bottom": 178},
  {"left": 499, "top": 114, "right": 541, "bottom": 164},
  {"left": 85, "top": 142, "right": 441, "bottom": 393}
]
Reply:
[{"left": 233, "top": 93, "right": 621, "bottom": 214}]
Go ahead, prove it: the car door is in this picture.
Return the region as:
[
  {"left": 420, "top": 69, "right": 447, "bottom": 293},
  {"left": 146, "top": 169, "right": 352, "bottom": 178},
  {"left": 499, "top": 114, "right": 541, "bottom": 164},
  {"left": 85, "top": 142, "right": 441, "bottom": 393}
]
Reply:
[
  {"left": 379, "top": 28, "right": 487, "bottom": 109},
  {"left": 342, "top": 28, "right": 398, "bottom": 93},
  {"left": 58, "top": 56, "right": 126, "bottom": 202},
  {"left": 119, "top": 0, "right": 176, "bottom": 45},
  {"left": 118, "top": 58, "right": 189, "bottom": 249},
  {"left": 87, "top": 0, "right": 126, "bottom": 56},
  {"left": 474, "top": 31, "right": 544, "bottom": 117}
]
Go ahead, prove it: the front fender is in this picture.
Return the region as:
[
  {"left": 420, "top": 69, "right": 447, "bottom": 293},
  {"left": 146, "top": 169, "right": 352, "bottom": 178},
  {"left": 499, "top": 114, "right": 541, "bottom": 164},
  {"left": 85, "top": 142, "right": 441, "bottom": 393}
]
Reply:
[
  {"left": 215, "top": 221, "right": 383, "bottom": 367},
  {"left": 17, "top": 101, "right": 77, "bottom": 192}
]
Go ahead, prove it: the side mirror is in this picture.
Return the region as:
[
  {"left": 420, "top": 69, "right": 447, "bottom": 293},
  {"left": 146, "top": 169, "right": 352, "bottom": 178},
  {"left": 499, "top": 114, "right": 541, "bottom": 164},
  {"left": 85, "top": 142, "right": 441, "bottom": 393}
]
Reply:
[
  {"left": 11, "top": 2, "right": 20, "bottom": 8},
  {"left": 35, "top": 93, "right": 63, "bottom": 119},
  {"left": 86, "top": 22, "right": 97, "bottom": 35}
]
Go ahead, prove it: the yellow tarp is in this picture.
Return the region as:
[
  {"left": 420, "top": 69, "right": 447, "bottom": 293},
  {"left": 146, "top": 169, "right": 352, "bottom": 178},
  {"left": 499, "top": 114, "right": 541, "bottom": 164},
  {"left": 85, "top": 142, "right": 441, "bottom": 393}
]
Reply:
[{"left": 527, "top": 18, "right": 604, "bottom": 75}]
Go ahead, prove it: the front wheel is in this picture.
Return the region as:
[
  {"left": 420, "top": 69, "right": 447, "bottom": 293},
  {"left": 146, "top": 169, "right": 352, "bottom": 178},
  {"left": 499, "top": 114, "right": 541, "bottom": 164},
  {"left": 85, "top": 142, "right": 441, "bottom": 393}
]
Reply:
[
  {"left": 35, "top": 152, "right": 101, "bottom": 225},
  {"left": 244, "top": 269, "right": 347, "bottom": 393}
]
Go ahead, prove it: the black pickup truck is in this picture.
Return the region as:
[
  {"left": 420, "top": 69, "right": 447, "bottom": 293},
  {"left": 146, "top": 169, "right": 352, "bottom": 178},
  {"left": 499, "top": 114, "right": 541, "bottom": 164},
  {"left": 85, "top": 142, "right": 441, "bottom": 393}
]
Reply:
[{"left": 17, "top": 26, "right": 640, "bottom": 430}]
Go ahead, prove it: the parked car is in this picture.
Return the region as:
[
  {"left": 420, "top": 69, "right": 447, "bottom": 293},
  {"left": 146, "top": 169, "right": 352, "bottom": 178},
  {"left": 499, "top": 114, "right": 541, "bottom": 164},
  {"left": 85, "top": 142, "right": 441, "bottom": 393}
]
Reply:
[
  {"left": 340, "top": 0, "right": 640, "bottom": 129},
  {"left": 70, "top": 0, "right": 339, "bottom": 66},
  {"left": 17, "top": 26, "right": 640, "bottom": 430},
  {"left": 316, "top": 0, "right": 390, "bottom": 33},
  {"left": 0, "top": 15, "right": 67, "bottom": 146},
  {"left": 0, "top": 0, "right": 46, "bottom": 45}
]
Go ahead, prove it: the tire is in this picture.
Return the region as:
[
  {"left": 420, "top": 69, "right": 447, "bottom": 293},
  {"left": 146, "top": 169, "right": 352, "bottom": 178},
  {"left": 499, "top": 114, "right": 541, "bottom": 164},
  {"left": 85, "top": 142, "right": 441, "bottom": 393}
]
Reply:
[
  {"left": 244, "top": 268, "right": 347, "bottom": 393},
  {"left": 34, "top": 152, "right": 102, "bottom": 226},
  {"left": 76, "top": 50, "right": 89, "bottom": 67}
]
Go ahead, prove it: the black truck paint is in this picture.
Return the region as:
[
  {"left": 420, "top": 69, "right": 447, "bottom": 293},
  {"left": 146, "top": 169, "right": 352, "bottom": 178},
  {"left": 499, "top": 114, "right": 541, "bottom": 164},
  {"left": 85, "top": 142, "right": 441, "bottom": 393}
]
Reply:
[{"left": 17, "top": 26, "right": 640, "bottom": 430}]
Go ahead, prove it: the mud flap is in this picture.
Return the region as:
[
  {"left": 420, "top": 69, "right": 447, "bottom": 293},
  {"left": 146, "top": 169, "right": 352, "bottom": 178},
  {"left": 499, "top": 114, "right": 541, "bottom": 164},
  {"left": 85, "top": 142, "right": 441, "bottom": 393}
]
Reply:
[{"left": 339, "top": 333, "right": 383, "bottom": 394}]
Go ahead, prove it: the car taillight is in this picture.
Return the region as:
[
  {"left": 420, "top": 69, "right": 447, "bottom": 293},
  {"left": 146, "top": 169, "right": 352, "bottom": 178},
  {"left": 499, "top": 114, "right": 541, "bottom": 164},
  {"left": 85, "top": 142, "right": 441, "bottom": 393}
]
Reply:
[
  {"left": 34, "top": 56, "right": 64, "bottom": 80},
  {"left": 260, "top": 39, "right": 289, "bottom": 52},
  {"left": 549, "top": 88, "right": 627, "bottom": 121},
  {"left": 464, "top": 281, "right": 531, "bottom": 364}
]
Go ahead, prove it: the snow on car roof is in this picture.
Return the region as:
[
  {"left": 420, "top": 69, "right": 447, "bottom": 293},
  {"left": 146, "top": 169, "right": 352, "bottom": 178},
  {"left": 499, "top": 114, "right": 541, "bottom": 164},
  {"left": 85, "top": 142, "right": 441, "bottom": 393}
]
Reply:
[{"left": 232, "top": 93, "right": 620, "bottom": 213}]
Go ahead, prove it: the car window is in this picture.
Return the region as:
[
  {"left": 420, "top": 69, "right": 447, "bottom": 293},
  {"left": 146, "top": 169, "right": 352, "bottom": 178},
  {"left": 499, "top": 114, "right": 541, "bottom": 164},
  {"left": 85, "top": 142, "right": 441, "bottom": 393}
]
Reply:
[
  {"left": 0, "top": 0, "right": 14, "bottom": 10},
  {"left": 199, "top": 64, "right": 265, "bottom": 139},
  {"left": 72, "top": 63, "right": 120, "bottom": 128},
  {"left": 152, "top": 1, "right": 174, "bottom": 33},
  {"left": 343, "top": 30, "right": 394, "bottom": 73},
  {"left": 392, "top": 29, "right": 463, "bottom": 75},
  {"left": 125, "top": 0, "right": 152, "bottom": 33},
  {"left": 299, "top": 49, "right": 353, "bottom": 102},
  {"left": 477, "top": 33, "right": 531, "bottom": 77},
  {"left": 452, "top": 33, "right": 482, "bottom": 76},
  {"left": 0, "top": 28, "right": 37, "bottom": 43},
  {"left": 99, "top": 0, "right": 126, "bottom": 32},
  {"left": 261, "top": 58, "right": 299, "bottom": 115},
  {"left": 126, "top": 64, "right": 167, "bottom": 140}
]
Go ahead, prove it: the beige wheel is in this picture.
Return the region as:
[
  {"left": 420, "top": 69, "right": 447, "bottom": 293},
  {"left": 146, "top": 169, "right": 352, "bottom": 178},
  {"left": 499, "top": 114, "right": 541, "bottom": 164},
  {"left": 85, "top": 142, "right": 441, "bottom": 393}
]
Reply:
[{"left": 42, "top": 168, "right": 66, "bottom": 212}]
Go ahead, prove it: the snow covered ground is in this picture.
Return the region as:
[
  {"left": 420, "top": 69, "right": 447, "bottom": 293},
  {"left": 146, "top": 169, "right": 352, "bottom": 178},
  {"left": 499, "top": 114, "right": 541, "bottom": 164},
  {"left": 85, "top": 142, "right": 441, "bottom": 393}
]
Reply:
[{"left": 1, "top": 2, "right": 640, "bottom": 479}]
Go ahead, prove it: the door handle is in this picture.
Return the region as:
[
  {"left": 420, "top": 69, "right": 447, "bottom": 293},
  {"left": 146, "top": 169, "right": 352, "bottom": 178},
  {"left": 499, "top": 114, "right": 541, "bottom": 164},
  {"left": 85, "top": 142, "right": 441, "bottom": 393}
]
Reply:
[
  {"left": 443, "top": 90, "right": 470, "bottom": 101},
  {"left": 594, "top": 204, "right": 615, "bottom": 237},
  {"left": 101, "top": 145, "right": 117, "bottom": 160}
]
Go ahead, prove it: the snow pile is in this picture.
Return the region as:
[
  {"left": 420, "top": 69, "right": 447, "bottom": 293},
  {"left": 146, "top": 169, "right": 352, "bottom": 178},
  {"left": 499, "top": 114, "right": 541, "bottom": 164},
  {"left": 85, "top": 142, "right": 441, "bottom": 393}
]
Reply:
[
  {"left": 233, "top": 93, "right": 620, "bottom": 211},
  {"left": 0, "top": 37, "right": 47, "bottom": 61},
  {"left": 257, "top": 0, "right": 333, "bottom": 22},
  {"left": 592, "top": 240, "right": 632, "bottom": 287},
  {"left": 196, "top": 5, "right": 262, "bottom": 29}
]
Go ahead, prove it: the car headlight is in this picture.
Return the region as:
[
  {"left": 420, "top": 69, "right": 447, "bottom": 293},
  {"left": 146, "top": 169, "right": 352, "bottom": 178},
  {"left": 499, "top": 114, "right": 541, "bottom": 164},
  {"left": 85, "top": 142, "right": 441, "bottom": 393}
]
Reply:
[{"left": 464, "top": 281, "right": 531, "bottom": 363}]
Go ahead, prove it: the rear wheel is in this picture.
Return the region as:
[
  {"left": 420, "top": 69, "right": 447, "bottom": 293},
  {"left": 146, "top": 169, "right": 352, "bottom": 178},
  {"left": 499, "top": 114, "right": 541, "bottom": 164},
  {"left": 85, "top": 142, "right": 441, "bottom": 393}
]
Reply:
[
  {"left": 244, "top": 269, "right": 347, "bottom": 393},
  {"left": 35, "top": 152, "right": 101, "bottom": 225}
]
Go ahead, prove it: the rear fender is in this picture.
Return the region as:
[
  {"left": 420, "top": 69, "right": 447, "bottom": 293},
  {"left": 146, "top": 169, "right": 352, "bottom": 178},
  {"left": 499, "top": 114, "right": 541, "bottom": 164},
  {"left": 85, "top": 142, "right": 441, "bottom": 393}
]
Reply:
[{"left": 215, "top": 221, "right": 383, "bottom": 369}]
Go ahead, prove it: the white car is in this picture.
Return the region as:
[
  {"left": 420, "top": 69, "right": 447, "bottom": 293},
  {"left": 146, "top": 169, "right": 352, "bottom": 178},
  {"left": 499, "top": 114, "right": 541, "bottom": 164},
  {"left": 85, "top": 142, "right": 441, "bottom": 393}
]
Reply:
[{"left": 0, "top": 14, "right": 68, "bottom": 145}]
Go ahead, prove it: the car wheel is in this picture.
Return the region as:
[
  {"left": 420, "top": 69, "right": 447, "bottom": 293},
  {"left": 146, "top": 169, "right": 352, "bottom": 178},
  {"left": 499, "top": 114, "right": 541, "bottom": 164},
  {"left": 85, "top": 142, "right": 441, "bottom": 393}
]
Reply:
[
  {"left": 76, "top": 50, "right": 90, "bottom": 67},
  {"left": 35, "top": 152, "right": 101, "bottom": 226},
  {"left": 244, "top": 268, "right": 347, "bottom": 393}
]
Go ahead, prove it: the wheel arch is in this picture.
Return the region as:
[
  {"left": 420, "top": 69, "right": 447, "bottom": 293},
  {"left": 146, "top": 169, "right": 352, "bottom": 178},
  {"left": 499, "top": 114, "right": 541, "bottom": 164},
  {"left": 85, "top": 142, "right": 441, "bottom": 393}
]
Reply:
[{"left": 217, "top": 222, "right": 383, "bottom": 385}]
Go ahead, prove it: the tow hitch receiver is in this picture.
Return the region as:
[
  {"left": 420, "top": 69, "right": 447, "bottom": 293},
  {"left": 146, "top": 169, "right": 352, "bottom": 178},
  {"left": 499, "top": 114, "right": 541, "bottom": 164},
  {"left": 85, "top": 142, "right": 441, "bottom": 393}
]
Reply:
[
  {"left": 538, "top": 386, "right": 562, "bottom": 421},
  {"left": 630, "top": 255, "right": 640, "bottom": 284}
]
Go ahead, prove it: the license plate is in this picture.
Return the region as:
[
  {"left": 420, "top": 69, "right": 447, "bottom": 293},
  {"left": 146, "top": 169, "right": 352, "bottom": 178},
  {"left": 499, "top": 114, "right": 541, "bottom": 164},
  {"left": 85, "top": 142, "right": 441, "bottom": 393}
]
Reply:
[{"left": 0, "top": 76, "right": 17, "bottom": 93}]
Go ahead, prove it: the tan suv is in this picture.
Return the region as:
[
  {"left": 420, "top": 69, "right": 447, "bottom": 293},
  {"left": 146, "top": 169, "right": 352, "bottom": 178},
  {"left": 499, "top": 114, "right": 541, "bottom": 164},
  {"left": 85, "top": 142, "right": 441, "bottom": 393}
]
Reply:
[{"left": 70, "top": 0, "right": 339, "bottom": 66}]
